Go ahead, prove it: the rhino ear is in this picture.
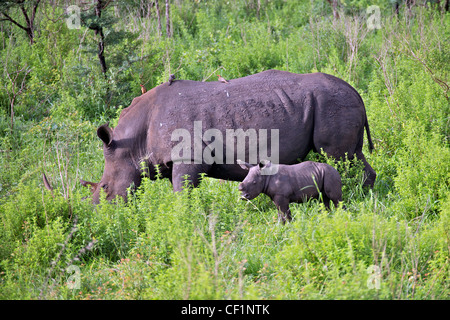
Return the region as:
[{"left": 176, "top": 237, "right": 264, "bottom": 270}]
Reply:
[
  {"left": 259, "top": 160, "right": 272, "bottom": 169},
  {"left": 237, "top": 159, "right": 253, "bottom": 171},
  {"left": 97, "top": 122, "right": 113, "bottom": 146}
]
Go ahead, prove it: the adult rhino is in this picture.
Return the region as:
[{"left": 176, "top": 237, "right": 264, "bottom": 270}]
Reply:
[{"left": 81, "top": 70, "right": 376, "bottom": 203}]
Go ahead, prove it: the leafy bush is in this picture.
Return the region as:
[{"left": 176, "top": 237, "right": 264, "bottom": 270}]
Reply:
[{"left": 393, "top": 121, "right": 449, "bottom": 217}]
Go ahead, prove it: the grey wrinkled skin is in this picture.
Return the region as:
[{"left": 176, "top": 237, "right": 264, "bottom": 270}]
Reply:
[
  {"left": 238, "top": 160, "right": 343, "bottom": 224},
  {"left": 81, "top": 70, "right": 374, "bottom": 204}
]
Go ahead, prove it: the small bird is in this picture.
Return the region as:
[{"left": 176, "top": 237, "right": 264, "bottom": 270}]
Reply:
[
  {"left": 140, "top": 84, "right": 147, "bottom": 94},
  {"left": 217, "top": 75, "right": 229, "bottom": 83},
  {"left": 168, "top": 74, "right": 175, "bottom": 86}
]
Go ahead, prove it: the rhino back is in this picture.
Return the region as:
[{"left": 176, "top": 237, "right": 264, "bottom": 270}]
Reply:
[
  {"left": 116, "top": 70, "right": 365, "bottom": 165},
  {"left": 149, "top": 71, "right": 319, "bottom": 162}
]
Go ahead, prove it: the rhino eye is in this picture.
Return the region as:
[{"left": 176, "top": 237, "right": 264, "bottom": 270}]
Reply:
[{"left": 102, "top": 184, "right": 108, "bottom": 190}]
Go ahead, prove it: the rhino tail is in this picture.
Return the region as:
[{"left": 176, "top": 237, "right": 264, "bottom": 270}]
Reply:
[
  {"left": 365, "top": 113, "right": 374, "bottom": 154},
  {"left": 351, "top": 84, "right": 374, "bottom": 154}
]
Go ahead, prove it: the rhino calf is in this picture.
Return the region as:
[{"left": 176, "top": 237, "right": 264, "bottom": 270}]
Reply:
[{"left": 238, "top": 160, "right": 343, "bottom": 224}]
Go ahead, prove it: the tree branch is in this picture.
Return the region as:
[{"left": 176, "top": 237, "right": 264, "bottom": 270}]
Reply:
[
  {"left": 30, "top": 0, "right": 41, "bottom": 24},
  {"left": 0, "top": 11, "right": 28, "bottom": 32},
  {"left": 101, "top": 0, "right": 114, "bottom": 10},
  {"left": 1, "top": 0, "right": 41, "bottom": 44},
  {"left": 19, "top": 2, "right": 31, "bottom": 31}
]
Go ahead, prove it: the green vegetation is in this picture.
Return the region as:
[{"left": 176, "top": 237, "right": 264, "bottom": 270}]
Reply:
[{"left": 0, "top": 1, "right": 449, "bottom": 300}]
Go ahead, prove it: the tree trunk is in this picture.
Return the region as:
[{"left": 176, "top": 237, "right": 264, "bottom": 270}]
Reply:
[
  {"left": 94, "top": 0, "right": 107, "bottom": 76},
  {"left": 256, "top": 0, "right": 261, "bottom": 19},
  {"left": 155, "top": 0, "right": 162, "bottom": 37},
  {"left": 165, "top": 0, "right": 171, "bottom": 38},
  {"left": 326, "top": 0, "right": 340, "bottom": 20}
]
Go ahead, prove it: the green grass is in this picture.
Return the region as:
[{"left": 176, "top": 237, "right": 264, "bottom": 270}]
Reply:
[{"left": 1, "top": 174, "right": 449, "bottom": 299}]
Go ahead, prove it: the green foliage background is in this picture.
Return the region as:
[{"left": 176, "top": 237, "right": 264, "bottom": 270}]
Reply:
[{"left": 0, "top": 0, "right": 449, "bottom": 300}]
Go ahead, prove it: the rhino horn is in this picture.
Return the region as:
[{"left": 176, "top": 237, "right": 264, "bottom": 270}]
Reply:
[
  {"left": 80, "top": 179, "right": 98, "bottom": 193},
  {"left": 42, "top": 173, "right": 54, "bottom": 196}
]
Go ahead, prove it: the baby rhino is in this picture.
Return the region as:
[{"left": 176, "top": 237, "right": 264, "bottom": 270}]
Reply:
[{"left": 238, "top": 160, "right": 343, "bottom": 224}]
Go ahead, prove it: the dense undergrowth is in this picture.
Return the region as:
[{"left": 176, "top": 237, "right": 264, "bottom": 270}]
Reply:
[{"left": 0, "top": 1, "right": 449, "bottom": 299}]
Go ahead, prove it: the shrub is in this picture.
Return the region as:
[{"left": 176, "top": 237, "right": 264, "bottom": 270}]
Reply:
[{"left": 393, "top": 121, "right": 450, "bottom": 218}]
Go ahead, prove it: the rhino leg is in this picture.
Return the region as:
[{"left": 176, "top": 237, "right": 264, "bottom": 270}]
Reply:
[
  {"left": 323, "top": 172, "right": 343, "bottom": 209},
  {"left": 355, "top": 151, "right": 376, "bottom": 188},
  {"left": 272, "top": 195, "right": 292, "bottom": 224},
  {"left": 322, "top": 195, "right": 331, "bottom": 210},
  {"left": 171, "top": 163, "right": 211, "bottom": 192}
]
